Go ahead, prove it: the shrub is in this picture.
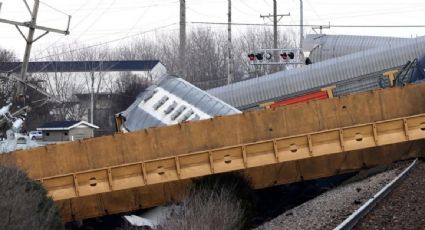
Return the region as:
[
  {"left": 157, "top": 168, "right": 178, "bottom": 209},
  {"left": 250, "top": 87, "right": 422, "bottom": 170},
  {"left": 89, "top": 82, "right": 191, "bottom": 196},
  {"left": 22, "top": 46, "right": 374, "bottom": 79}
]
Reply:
[
  {"left": 157, "top": 173, "right": 255, "bottom": 230},
  {"left": 0, "top": 166, "right": 63, "bottom": 230}
]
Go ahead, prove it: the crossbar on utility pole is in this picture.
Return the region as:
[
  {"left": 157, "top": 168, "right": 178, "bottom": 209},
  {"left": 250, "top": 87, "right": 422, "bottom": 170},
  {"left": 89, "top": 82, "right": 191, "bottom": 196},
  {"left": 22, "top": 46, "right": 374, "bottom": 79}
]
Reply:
[
  {"left": 0, "top": 0, "right": 70, "bottom": 98},
  {"left": 260, "top": 0, "right": 290, "bottom": 70},
  {"left": 312, "top": 23, "right": 331, "bottom": 34},
  {"left": 260, "top": 12, "right": 290, "bottom": 50}
]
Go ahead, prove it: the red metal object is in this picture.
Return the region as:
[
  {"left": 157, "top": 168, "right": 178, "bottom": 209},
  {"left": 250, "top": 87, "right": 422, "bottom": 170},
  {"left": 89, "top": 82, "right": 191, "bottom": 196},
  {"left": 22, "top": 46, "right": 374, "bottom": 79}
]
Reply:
[{"left": 270, "top": 91, "right": 329, "bottom": 109}]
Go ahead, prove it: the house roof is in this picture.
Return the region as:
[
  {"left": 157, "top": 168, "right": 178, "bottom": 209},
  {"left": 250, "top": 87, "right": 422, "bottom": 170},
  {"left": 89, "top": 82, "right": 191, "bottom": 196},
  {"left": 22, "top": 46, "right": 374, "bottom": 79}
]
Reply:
[
  {"left": 0, "top": 60, "right": 162, "bottom": 73},
  {"left": 37, "top": 120, "right": 99, "bottom": 131},
  {"left": 74, "top": 93, "right": 119, "bottom": 100}
]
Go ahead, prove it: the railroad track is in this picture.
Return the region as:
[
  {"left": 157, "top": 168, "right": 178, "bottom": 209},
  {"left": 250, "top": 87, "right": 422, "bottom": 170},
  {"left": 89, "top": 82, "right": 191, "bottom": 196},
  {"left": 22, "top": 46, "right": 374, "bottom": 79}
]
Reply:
[{"left": 334, "top": 158, "right": 420, "bottom": 230}]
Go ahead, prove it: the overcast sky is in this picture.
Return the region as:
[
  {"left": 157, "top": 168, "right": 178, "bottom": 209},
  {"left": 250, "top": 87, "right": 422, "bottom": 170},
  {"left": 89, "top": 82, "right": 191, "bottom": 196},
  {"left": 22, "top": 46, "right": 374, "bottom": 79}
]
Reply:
[{"left": 0, "top": 0, "right": 424, "bottom": 59}]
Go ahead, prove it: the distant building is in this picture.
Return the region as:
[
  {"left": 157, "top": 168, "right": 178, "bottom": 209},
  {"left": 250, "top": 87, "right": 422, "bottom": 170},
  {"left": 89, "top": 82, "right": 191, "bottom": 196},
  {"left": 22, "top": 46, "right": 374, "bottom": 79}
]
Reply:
[
  {"left": 74, "top": 93, "right": 119, "bottom": 136},
  {"left": 0, "top": 60, "right": 167, "bottom": 136},
  {"left": 37, "top": 120, "right": 99, "bottom": 142}
]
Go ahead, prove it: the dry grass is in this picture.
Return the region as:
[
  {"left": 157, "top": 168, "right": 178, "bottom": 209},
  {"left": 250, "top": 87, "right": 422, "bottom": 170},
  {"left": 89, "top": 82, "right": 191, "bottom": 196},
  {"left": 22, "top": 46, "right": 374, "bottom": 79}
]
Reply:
[{"left": 156, "top": 173, "right": 255, "bottom": 230}]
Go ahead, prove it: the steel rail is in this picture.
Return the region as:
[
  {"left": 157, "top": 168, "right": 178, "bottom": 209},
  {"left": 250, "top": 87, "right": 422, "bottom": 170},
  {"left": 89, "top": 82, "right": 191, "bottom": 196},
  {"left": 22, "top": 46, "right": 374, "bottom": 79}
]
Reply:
[{"left": 334, "top": 158, "right": 419, "bottom": 230}]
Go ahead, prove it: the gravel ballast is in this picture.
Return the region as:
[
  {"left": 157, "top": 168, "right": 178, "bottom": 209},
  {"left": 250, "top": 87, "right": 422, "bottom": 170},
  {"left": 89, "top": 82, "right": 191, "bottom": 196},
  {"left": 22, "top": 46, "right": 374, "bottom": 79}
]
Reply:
[
  {"left": 355, "top": 162, "right": 425, "bottom": 230},
  {"left": 256, "top": 162, "right": 410, "bottom": 230}
]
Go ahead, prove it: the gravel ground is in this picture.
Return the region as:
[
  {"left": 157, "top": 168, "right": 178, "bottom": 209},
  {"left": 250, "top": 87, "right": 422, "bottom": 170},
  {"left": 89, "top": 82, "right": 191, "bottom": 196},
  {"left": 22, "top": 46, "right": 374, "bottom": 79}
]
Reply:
[
  {"left": 355, "top": 161, "right": 425, "bottom": 230},
  {"left": 256, "top": 161, "right": 411, "bottom": 230}
]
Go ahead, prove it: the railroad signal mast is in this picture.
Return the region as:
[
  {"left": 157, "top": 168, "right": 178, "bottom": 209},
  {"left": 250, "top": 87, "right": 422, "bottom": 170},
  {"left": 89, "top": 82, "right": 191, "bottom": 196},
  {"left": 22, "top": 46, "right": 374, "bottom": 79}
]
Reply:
[{"left": 247, "top": 48, "right": 303, "bottom": 65}]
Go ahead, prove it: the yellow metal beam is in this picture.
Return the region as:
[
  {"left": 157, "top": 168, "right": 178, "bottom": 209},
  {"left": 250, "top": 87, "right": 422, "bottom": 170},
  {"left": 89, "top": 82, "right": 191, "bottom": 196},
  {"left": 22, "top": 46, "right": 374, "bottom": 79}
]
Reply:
[
  {"left": 321, "top": 85, "right": 336, "bottom": 98},
  {"left": 383, "top": 69, "right": 399, "bottom": 86},
  {"left": 38, "top": 113, "right": 425, "bottom": 201}
]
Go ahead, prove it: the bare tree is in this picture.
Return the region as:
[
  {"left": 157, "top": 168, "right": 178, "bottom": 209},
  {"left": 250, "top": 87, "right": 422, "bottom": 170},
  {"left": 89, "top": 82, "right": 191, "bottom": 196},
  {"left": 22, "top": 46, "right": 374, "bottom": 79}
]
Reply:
[
  {"left": 114, "top": 72, "right": 151, "bottom": 112},
  {"left": 121, "top": 27, "right": 297, "bottom": 89},
  {"left": 0, "top": 48, "right": 19, "bottom": 135},
  {"left": 182, "top": 27, "right": 228, "bottom": 89},
  {"left": 32, "top": 44, "right": 115, "bottom": 121},
  {"left": 0, "top": 47, "right": 17, "bottom": 62},
  {"left": 0, "top": 47, "right": 18, "bottom": 104}
]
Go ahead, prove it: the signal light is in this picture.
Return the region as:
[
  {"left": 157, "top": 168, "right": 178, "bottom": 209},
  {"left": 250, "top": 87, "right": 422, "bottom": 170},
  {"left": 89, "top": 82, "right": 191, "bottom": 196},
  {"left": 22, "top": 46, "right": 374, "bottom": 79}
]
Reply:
[
  {"left": 280, "top": 52, "right": 295, "bottom": 60},
  {"left": 265, "top": 52, "right": 272, "bottom": 60},
  {"left": 248, "top": 53, "right": 255, "bottom": 61},
  {"left": 255, "top": 53, "right": 263, "bottom": 60},
  {"left": 288, "top": 52, "right": 295, "bottom": 59}
]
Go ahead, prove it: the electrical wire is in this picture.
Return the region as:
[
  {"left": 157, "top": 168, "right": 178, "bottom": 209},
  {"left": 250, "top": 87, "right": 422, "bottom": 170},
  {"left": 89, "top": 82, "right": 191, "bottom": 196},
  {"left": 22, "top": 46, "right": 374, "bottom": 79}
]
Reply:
[
  {"left": 238, "top": 0, "right": 261, "bottom": 14},
  {"left": 187, "top": 7, "right": 221, "bottom": 18},
  {"left": 123, "top": 4, "right": 153, "bottom": 37},
  {"left": 34, "top": 0, "right": 96, "bottom": 58},
  {"left": 262, "top": 0, "right": 272, "bottom": 7},
  {"left": 303, "top": 6, "right": 425, "bottom": 22},
  {"left": 35, "top": 23, "right": 178, "bottom": 61},
  {"left": 39, "top": 1, "right": 70, "bottom": 16},
  {"left": 74, "top": 0, "right": 117, "bottom": 41},
  {"left": 191, "top": 21, "right": 425, "bottom": 28},
  {"left": 305, "top": 0, "right": 323, "bottom": 21}
]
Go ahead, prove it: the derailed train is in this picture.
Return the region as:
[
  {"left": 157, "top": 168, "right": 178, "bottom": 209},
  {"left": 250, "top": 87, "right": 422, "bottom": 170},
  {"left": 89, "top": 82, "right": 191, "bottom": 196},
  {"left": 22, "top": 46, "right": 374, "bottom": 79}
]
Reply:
[
  {"left": 207, "top": 35, "right": 425, "bottom": 110},
  {"left": 1, "top": 35, "right": 425, "bottom": 221}
]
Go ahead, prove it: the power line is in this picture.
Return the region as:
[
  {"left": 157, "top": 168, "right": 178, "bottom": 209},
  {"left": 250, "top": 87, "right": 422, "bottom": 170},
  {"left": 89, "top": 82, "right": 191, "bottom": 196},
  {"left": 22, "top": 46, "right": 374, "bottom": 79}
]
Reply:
[
  {"left": 238, "top": 0, "right": 261, "bottom": 14},
  {"left": 124, "top": 3, "right": 153, "bottom": 37},
  {"left": 187, "top": 7, "right": 219, "bottom": 18},
  {"left": 39, "top": 1, "right": 70, "bottom": 16},
  {"left": 191, "top": 21, "right": 425, "bottom": 28},
  {"left": 304, "top": 0, "right": 323, "bottom": 21},
  {"left": 35, "top": 0, "right": 99, "bottom": 58},
  {"left": 75, "top": 0, "right": 117, "bottom": 41},
  {"left": 4, "top": 23, "right": 177, "bottom": 75},
  {"left": 36, "top": 23, "right": 178, "bottom": 61},
  {"left": 303, "top": 6, "right": 425, "bottom": 22}
]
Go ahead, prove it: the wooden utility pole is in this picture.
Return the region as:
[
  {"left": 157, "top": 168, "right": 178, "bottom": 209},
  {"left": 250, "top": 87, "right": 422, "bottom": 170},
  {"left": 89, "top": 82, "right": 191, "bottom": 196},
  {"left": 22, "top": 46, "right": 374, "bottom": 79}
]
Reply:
[
  {"left": 260, "top": 1, "right": 290, "bottom": 50},
  {"left": 19, "top": 0, "right": 40, "bottom": 96},
  {"left": 90, "top": 72, "right": 95, "bottom": 124},
  {"left": 179, "top": 0, "right": 186, "bottom": 75},
  {"left": 0, "top": 0, "right": 70, "bottom": 97},
  {"left": 273, "top": 0, "right": 277, "bottom": 50},
  {"left": 299, "top": 0, "right": 303, "bottom": 49},
  {"left": 227, "top": 0, "right": 233, "bottom": 84},
  {"left": 261, "top": 1, "right": 290, "bottom": 70}
]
